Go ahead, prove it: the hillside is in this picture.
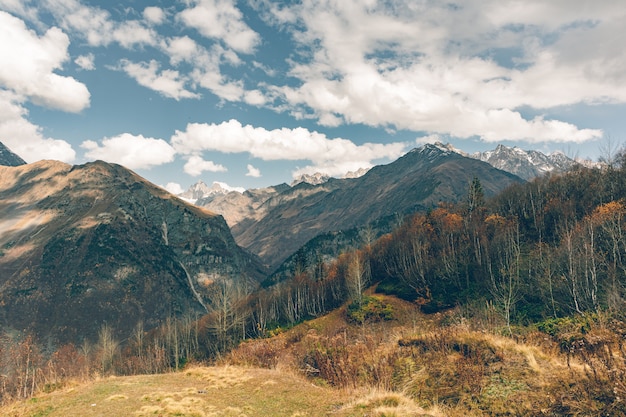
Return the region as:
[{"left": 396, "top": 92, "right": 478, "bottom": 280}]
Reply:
[
  {"left": 227, "top": 144, "right": 522, "bottom": 270},
  {"left": 0, "top": 160, "right": 264, "bottom": 344},
  {"left": 3, "top": 294, "right": 624, "bottom": 416}
]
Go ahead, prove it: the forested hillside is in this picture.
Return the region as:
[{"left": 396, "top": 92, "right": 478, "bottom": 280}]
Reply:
[{"left": 252, "top": 158, "right": 626, "bottom": 332}]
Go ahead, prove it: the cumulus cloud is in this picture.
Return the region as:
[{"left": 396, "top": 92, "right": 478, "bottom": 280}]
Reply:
[
  {"left": 161, "top": 36, "right": 198, "bottom": 65},
  {"left": 75, "top": 53, "right": 95, "bottom": 70},
  {"left": 177, "top": 0, "right": 260, "bottom": 53},
  {"left": 163, "top": 182, "right": 185, "bottom": 195},
  {"left": 0, "top": 89, "right": 76, "bottom": 162},
  {"left": 118, "top": 59, "right": 199, "bottom": 100},
  {"left": 257, "top": 0, "right": 623, "bottom": 143},
  {"left": 183, "top": 155, "right": 227, "bottom": 176},
  {"left": 43, "top": 0, "right": 114, "bottom": 46},
  {"left": 154, "top": 35, "right": 248, "bottom": 103},
  {"left": 112, "top": 20, "right": 157, "bottom": 49},
  {"left": 81, "top": 133, "right": 176, "bottom": 169},
  {"left": 246, "top": 164, "right": 261, "bottom": 177},
  {"left": 0, "top": 0, "right": 39, "bottom": 22},
  {"left": 0, "top": 11, "right": 90, "bottom": 112},
  {"left": 171, "top": 119, "right": 408, "bottom": 177},
  {"left": 43, "top": 0, "right": 156, "bottom": 48},
  {"left": 143, "top": 6, "right": 165, "bottom": 25}
]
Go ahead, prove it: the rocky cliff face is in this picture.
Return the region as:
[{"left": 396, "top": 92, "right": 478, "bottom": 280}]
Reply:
[{"left": 0, "top": 160, "right": 264, "bottom": 344}]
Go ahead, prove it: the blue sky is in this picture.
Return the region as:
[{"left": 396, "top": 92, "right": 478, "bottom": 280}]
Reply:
[{"left": 0, "top": 0, "right": 625, "bottom": 192}]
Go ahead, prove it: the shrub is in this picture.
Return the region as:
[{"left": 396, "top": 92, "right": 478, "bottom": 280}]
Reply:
[{"left": 347, "top": 296, "right": 394, "bottom": 324}]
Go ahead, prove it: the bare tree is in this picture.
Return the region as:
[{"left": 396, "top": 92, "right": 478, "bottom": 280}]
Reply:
[
  {"left": 96, "top": 324, "right": 119, "bottom": 375},
  {"left": 488, "top": 219, "right": 522, "bottom": 336},
  {"left": 346, "top": 250, "right": 370, "bottom": 307},
  {"left": 206, "top": 278, "right": 248, "bottom": 353},
  {"left": 385, "top": 221, "right": 432, "bottom": 301}
]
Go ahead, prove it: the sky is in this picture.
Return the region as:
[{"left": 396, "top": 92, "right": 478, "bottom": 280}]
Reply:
[{"left": 0, "top": 0, "right": 625, "bottom": 193}]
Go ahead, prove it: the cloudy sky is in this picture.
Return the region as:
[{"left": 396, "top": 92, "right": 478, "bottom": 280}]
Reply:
[{"left": 0, "top": 0, "right": 624, "bottom": 192}]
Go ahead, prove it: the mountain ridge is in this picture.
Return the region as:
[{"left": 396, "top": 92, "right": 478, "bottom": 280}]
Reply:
[
  {"left": 227, "top": 144, "right": 523, "bottom": 269},
  {"left": 0, "top": 160, "right": 264, "bottom": 344}
]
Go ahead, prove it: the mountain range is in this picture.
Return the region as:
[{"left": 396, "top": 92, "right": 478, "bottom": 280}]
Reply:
[
  {"left": 467, "top": 144, "right": 582, "bottom": 180},
  {"left": 182, "top": 143, "right": 584, "bottom": 205},
  {"left": 0, "top": 140, "right": 590, "bottom": 344},
  {"left": 196, "top": 143, "right": 522, "bottom": 270}
]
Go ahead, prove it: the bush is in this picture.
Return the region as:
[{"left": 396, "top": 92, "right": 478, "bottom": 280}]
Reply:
[{"left": 347, "top": 296, "right": 394, "bottom": 324}]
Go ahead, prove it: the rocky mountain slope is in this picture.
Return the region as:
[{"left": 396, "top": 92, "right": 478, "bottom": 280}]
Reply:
[
  {"left": 0, "top": 160, "right": 264, "bottom": 344},
  {"left": 195, "top": 183, "right": 291, "bottom": 227},
  {"left": 219, "top": 144, "right": 522, "bottom": 270},
  {"left": 0, "top": 141, "right": 26, "bottom": 166},
  {"left": 470, "top": 144, "right": 579, "bottom": 180}
]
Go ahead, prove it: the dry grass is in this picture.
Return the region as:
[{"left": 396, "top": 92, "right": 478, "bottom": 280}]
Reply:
[
  {"left": 226, "top": 296, "right": 626, "bottom": 416},
  {"left": 0, "top": 366, "right": 351, "bottom": 417},
  {"left": 340, "top": 390, "right": 444, "bottom": 417}
]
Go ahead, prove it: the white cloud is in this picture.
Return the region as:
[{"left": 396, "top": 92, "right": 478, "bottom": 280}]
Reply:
[
  {"left": 43, "top": 0, "right": 156, "bottom": 48},
  {"left": 258, "top": 0, "right": 623, "bottom": 144},
  {"left": 118, "top": 59, "right": 199, "bottom": 100},
  {"left": 158, "top": 38, "right": 246, "bottom": 103},
  {"left": 0, "top": 11, "right": 90, "bottom": 113},
  {"left": 246, "top": 164, "right": 261, "bottom": 177},
  {"left": 163, "top": 182, "right": 185, "bottom": 195},
  {"left": 171, "top": 119, "right": 408, "bottom": 177},
  {"left": 75, "top": 53, "right": 95, "bottom": 70},
  {"left": 0, "top": 0, "right": 39, "bottom": 22},
  {"left": 177, "top": 0, "right": 260, "bottom": 53},
  {"left": 214, "top": 181, "right": 244, "bottom": 193},
  {"left": 191, "top": 69, "right": 245, "bottom": 102},
  {"left": 183, "top": 155, "right": 227, "bottom": 176},
  {"left": 81, "top": 133, "right": 176, "bottom": 169},
  {"left": 112, "top": 20, "right": 157, "bottom": 48},
  {"left": 161, "top": 36, "right": 198, "bottom": 65},
  {"left": 243, "top": 90, "right": 266, "bottom": 106},
  {"left": 0, "top": 89, "right": 76, "bottom": 163},
  {"left": 43, "top": 0, "right": 115, "bottom": 46},
  {"left": 143, "top": 6, "right": 165, "bottom": 25}
]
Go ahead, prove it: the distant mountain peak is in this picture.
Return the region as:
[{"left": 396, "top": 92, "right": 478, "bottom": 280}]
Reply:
[
  {"left": 291, "top": 172, "right": 330, "bottom": 187},
  {"left": 343, "top": 167, "right": 370, "bottom": 179},
  {"left": 179, "top": 180, "right": 244, "bottom": 203},
  {"left": 0, "top": 141, "right": 26, "bottom": 166},
  {"left": 410, "top": 142, "right": 461, "bottom": 161},
  {"left": 469, "top": 144, "right": 579, "bottom": 180}
]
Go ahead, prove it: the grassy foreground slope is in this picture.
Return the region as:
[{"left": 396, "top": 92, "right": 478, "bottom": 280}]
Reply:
[
  {"left": 0, "top": 366, "right": 356, "bottom": 417},
  {"left": 1, "top": 364, "right": 432, "bottom": 417}
]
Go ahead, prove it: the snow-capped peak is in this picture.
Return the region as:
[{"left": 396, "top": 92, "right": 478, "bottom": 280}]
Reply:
[
  {"left": 291, "top": 172, "right": 330, "bottom": 187},
  {"left": 179, "top": 180, "right": 244, "bottom": 203}
]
